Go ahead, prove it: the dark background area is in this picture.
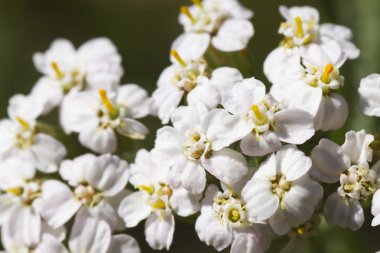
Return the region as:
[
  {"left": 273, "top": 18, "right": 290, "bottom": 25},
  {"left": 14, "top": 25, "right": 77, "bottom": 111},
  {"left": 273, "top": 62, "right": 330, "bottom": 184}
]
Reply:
[{"left": 1, "top": 0, "right": 380, "bottom": 252}]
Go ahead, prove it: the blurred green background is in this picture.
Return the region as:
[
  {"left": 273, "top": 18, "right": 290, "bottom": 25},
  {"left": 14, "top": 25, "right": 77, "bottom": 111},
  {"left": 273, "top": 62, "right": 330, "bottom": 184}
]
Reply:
[{"left": 1, "top": 0, "right": 380, "bottom": 252}]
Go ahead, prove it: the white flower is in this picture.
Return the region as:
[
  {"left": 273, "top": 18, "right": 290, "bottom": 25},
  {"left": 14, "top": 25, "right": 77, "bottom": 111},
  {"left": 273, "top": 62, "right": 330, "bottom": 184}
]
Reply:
[
  {"left": 270, "top": 43, "right": 348, "bottom": 131},
  {"left": 153, "top": 50, "right": 221, "bottom": 123},
  {"left": 173, "top": 0, "right": 254, "bottom": 54},
  {"left": 40, "top": 153, "right": 129, "bottom": 230},
  {"left": 60, "top": 85, "right": 150, "bottom": 153},
  {"left": 0, "top": 158, "right": 45, "bottom": 248},
  {"left": 264, "top": 5, "right": 359, "bottom": 84},
  {"left": 35, "top": 214, "right": 140, "bottom": 253},
  {"left": 153, "top": 106, "right": 249, "bottom": 194},
  {"left": 371, "top": 162, "right": 380, "bottom": 226},
  {"left": 32, "top": 38, "right": 123, "bottom": 112},
  {"left": 311, "top": 130, "right": 376, "bottom": 230},
  {"left": 242, "top": 145, "right": 323, "bottom": 235},
  {"left": 0, "top": 95, "right": 67, "bottom": 173},
  {"left": 118, "top": 149, "right": 201, "bottom": 250},
  {"left": 359, "top": 74, "right": 380, "bottom": 117},
  {"left": 278, "top": 5, "right": 359, "bottom": 58},
  {"left": 1, "top": 220, "right": 66, "bottom": 253},
  {"left": 220, "top": 77, "right": 315, "bottom": 156},
  {"left": 195, "top": 184, "right": 270, "bottom": 253}
]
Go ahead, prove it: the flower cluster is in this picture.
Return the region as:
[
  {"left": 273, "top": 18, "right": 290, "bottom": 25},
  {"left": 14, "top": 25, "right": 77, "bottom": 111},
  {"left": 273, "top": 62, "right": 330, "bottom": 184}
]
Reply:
[{"left": 1, "top": 2, "right": 380, "bottom": 253}]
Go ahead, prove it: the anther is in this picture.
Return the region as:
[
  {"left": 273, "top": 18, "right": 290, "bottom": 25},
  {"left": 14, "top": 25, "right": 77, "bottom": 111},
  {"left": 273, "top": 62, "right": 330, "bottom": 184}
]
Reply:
[
  {"left": 51, "top": 61, "right": 63, "bottom": 79},
  {"left": 16, "top": 116, "right": 30, "bottom": 130},
  {"left": 294, "top": 16, "right": 304, "bottom": 38},
  {"left": 181, "top": 6, "right": 196, "bottom": 23},
  {"left": 321, "top": 64, "right": 334, "bottom": 83},
  {"left": 171, "top": 50, "right": 187, "bottom": 67}
]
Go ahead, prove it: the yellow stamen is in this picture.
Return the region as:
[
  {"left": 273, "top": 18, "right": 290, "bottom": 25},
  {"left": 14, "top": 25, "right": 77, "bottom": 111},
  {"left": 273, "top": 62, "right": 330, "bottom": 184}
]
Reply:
[
  {"left": 294, "top": 16, "right": 304, "bottom": 38},
  {"left": 181, "top": 6, "right": 195, "bottom": 23},
  {"left": 152, "top": 199, "right": 166, "bottom": 209},
  {"left": 98, "top": 89, "right": 119, "bottom": 118},
  {"left": 251, "top": 104, "right": 263, "bottom": 120},
  {"left": 191, "top": 0, "right": 203, "bottom": 9},
  {"left": 138, "top": 185, "right": 155, "bottom": 195},
  {"left": 297, "top": 226, "right": 305, "bottom": 235},
  {"left": 51, "top": 61, "right": 63, "bottom": 79},
  {"left": 171, "top": 50, "right": 187, "bottom": 67},
  {"left": 321, "top": 64, "right": 334, "bottom": 83},
  {"left": 16, "top": 116, "right": 30, "bottom": 130},
  {"left": 7, "top": 187, "right": 23, "bottom": 196}
]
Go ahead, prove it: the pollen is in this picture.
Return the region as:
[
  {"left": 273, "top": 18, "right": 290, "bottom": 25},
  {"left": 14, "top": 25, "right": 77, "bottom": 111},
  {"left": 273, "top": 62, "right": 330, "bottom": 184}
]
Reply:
[
  {"left": 51, "top": 61, "right": 63, "bottom": 79},
  {"left": 297, "top": 226, "right": 305, "bottom": 235},
  {"left": 7, "top": 187, "right": 23, "bottom": 196},
  {"left": 171, "top": 50, "right": 187, "bottom": 67},
  {"left": 251, "top": 104, "right": 263, "bottom": 120},
  {"left": 181, "top": 6, "right": 196, "bottom": 23},
  {"left": 191, "top": 0, "right": 203, "bottom": 9},
  {"left": 138, "top": 185, "right": 155, "bottom": 195},
  {"left": 294, "top": 16, "right": 304, "bottom": 38},
  {"left": 16, "top": 116, "right": 30, "bottom": 130},
  {"left": 321, "top": 64, "right": 334, "bottom": 83},
  {"left": 99, "top": 89, "right": 119, "bottom": 119}
]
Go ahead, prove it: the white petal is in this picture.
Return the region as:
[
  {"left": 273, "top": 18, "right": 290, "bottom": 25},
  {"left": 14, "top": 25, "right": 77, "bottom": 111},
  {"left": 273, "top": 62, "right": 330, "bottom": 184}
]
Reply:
[
  {"left": 270, "top": 81, "right": 322, "bottom": 117},
  {"left": 170, "top": 160, "right": 206, "bottom": 194},
  {"left": 41, "top": 180, "right": 81, "bottom": 228},
  {"left": 359, "top": 74, "right": 380, "bottom": 117},
  {"left": 88, "top": 154, "right": 129, "bottom": 196},
  {"left": 283, "top": 177, "right": 323, "bottom": 222},
  {"left": 202, "top": 148, "right": 247, "bottom": 186},
  {"left": 170, "top": 106, "right": 201, "bottom": 132},
  {"left": 0, "top": 159, "right": 35, "bottom": 189},
  {"left": 117, "top": 118, "right": 149, "bottom": 140},
  {"left": 130, "top": 149, "right": 170, "bottom": 186},
  {"left": 31, "top": 134, "right": 67, "bottom": 173},
  {"left": 314, "top": 94, "right": 348, "bottom": 131},
  {"left": 240, "top": 131, "right": 281, "bottom": 157},
  {"left": 242, "top": 178, "right": 279, "bottom": 221},
  {"left": 211, "top": 67, "right": 243, "bottom": 103},
  {"left": 87, "top": 202, "right": 120, "bottom": 231},
  {"left": 195, "top": 210, "right": 232, "bottom": 251},
  {"left": 221, "top": 77, "right": 266, "bottom": 116},
  {"left": 144, "top": 212, "right": 175, "bottom": 250},
  {"left": 3, "top": 206, "right": 41, "bottom": 247},
  {"left": 79, "top": 127, "right": 117, "bottom": 154},
  {"left": 212, "top": 19, "right": 254, "bottom": 52},
  {"left": 371, "top": 190, "right": 380, "bottom": 226},
  {"left": 7, "top": 93, "right": 44, "bottom": 121},
  {"left": 341, "top": 130, "right": 374, "bottom": 165},
  {"left": 276, "top": 145, "right": 312, "bottom": 181},
  {"left": 171, "top": 33, "right": 210, "bottom": 62},
  {"left": 310, "top": 139, "right": 351, "bottom": 183},
  {"left": 323, "top": 193, "right": 364, "bottom": 231},
  {"left": 117, "top": 84, "right": 151, "bottom": 118},
  {"left": 78, "top": 38, "right": 122, "bottom": 90},
  {"left": 35, "top": 234, "right": 69, "bottom": 253},
  {"left": 263, "top": 47, "right": 301, "bottom": 84},
  {"left": 170, "top": 188, "right": 201, "bottom": 217},
  {"left": 108, "top": 234, "right": 140, "bottom": 253},
  {"left": 59, "top": 154, "right": 96, "bottom": 186},
  {"left": 153, "top": 126, "right": 184, "bottom": 166},
  {"left": 187, "top": 84, "right": 221, "bottom": 115},
  {"left": 152, "top": 85, "right": 184, "bottom": 124},
  {"left": 31, "top": 77, "right": 64, "bottom": 115},
  {"left": 59, "top": 90, "right": 98, "bottom": 134},
  {"left": 274, "top": 109, "right": 315, "bottom": 145},
  {"left": 69, "top": 215, "right": 111, "bottom": 253},
  {"left": 118, "top": 191, "right": 152, "bottom": 228},
  {"left": 231, "top": 231, "right": 269, "bottom": 253},
  {"left": 202, "top": 109, "right": 251, "bottom": 150}
]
